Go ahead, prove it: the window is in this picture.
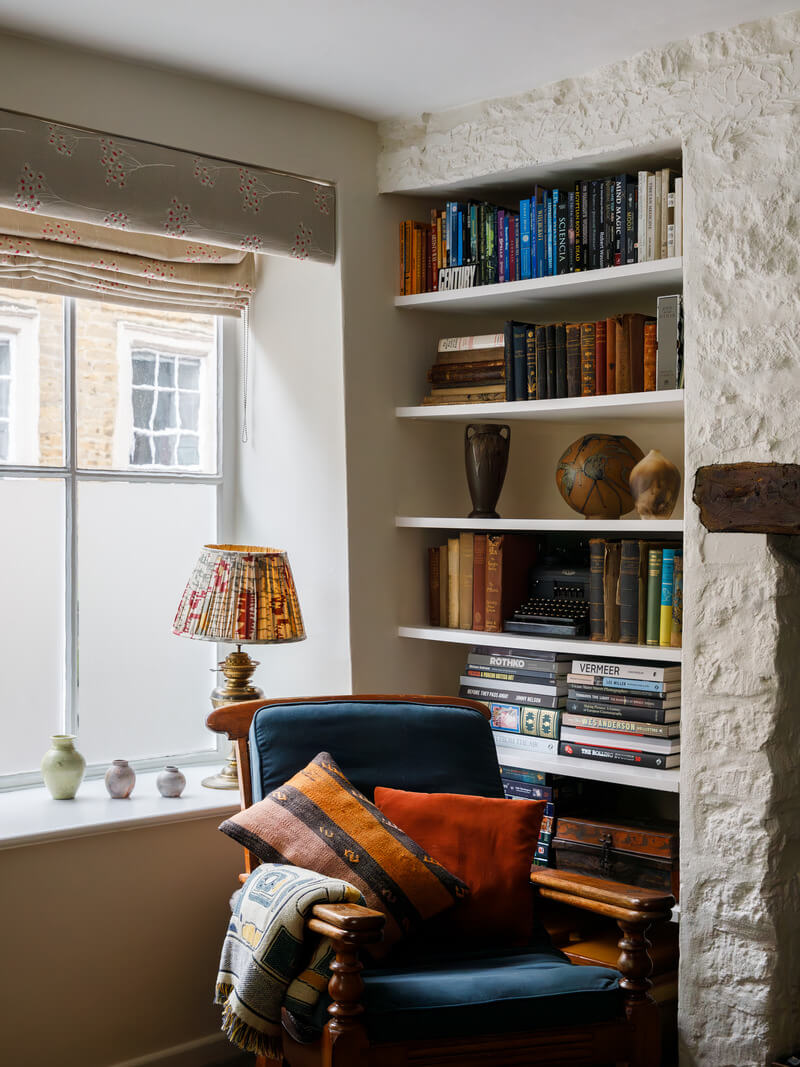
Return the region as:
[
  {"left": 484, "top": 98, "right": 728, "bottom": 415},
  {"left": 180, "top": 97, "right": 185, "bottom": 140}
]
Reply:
[{"left": 0, "top": 287, "right": 229, "bottom": 787}]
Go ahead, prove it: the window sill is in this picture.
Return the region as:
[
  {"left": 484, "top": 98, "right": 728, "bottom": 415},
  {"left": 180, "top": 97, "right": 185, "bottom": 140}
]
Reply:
[{"left": 0, "top": 766, "right": 241, "bottom": 850}]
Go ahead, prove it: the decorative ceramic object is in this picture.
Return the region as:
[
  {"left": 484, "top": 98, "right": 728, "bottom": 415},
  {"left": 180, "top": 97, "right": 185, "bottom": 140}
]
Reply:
[
  {"left": 105, "top": 759, "right": 136, "bottom": 798},
  {"left": 157, "top": 765, "right": 186, "bottom": 798},
  {"left": 465, "top": 424, "right": 511, "bottom": 519},
  {"left": 556, "top": 434, "right": 644, "bottom": 519},
  {"left": 40, "top": 735, "right": 86, "bottom": 800},
  {"left": 629, "top": 449, "right": 682, "bottom": 519}
]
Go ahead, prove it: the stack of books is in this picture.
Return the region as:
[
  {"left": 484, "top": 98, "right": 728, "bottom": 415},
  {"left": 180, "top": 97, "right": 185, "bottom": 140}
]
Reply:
[
  {"left": 421, "top": 332, "right": 506, "bottom": 406},
  {"left": 589, "top": 541, "right": 683, "bottom": 647},
  {"left": 559, "top": 657, "right": 681, "bottom": 773},
  {"left": 398, "top": 169, "right": 682, "bottom": 295},
  {"left": 498, "top": 765, "right": 581, "bottom": 867}
]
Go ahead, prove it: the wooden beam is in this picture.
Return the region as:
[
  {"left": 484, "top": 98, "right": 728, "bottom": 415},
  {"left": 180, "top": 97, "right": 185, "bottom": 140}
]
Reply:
[{"left": 693, "top": 463, "right": 800, "bottom": 534}]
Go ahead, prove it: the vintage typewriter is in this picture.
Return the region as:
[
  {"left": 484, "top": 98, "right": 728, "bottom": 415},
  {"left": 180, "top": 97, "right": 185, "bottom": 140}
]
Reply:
[{"left": 505, "top": 560, "right": 590, "bottom": 637}]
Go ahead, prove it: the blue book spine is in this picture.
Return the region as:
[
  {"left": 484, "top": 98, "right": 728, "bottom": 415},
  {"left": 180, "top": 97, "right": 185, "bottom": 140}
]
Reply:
[
  {"left": 594, "top": 677, "right": 671, "bottom": 694},
  {"left": 520, "top": 198, "right": 532, "bottom": 279},
  {"left": 497, "top": 209, "right": 506, "bottom": 283},
  {"left": 551, "top": 189, "right": 560, "bottom": 275},
  {"left": 535, "top": 197, "right": 545, "bottom": 277},
  {"left": 457, "top": 209, "right": 464, "bottom": 266},
  {"left": 503, "top": 214, "right": 510, "bottom": 281},
  {"left": 545, "top": 191, "right": 553, "bottom": 276},
  {"left": 661, "top": 549, "right": 676, "bottom": 608}
]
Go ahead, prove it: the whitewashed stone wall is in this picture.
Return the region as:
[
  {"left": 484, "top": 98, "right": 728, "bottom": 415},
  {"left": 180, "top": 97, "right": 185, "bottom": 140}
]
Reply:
[{"left": 378, "top": 12, "right": 800, "bottom": 1065}]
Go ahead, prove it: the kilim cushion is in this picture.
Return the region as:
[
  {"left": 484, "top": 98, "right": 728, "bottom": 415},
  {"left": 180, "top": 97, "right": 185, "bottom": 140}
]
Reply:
[
  {"left": 374, "top": 788, "right": 545, "bottom": 945},
  {"left": 219, "top": 752, "right": 470, "bottom": 950}
]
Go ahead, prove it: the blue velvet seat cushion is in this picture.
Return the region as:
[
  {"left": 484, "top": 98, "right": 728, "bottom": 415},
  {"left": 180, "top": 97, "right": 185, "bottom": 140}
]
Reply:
[
  {"left": 310, "top": 942, "right": 622, "bottom": 1042},
  {"left": 249, "top": 699, "right": 504, "bottom": 802}
]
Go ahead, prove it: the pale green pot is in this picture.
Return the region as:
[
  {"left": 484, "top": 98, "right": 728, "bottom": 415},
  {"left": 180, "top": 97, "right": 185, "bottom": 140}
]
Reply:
[{"left": 41, "top": 735, "right": 86, "bottom": 799}]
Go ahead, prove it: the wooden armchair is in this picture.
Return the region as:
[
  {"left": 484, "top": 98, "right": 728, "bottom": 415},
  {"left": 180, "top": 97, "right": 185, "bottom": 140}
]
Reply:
[{"left": 208, "top": 695, "right": 674, "bottom": 1067}]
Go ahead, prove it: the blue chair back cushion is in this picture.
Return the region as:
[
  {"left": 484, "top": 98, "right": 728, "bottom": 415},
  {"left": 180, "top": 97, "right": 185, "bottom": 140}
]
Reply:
[{"left": 249, "top": 698, "right": 504, "bottom": 802}]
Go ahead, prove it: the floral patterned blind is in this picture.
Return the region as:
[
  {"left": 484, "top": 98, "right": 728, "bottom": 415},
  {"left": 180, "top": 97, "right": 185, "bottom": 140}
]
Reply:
[{"left": 0, "top": 108, "right": 335, "bottom": 262}]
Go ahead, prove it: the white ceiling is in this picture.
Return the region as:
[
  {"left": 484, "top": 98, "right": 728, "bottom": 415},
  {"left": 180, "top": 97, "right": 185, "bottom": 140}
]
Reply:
[{"left": 0, "top": 0, "right": 792, "bottom": 121}]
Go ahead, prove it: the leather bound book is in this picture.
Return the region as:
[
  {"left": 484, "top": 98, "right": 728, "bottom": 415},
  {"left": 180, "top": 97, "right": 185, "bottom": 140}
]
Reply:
[
  {"left": 545, "top": 324, "right": 557, "bottom": 399},
  {"left": 606, "top": 316, "right": 619, "bottom": 394},
  {"left": 618, "top": 540, "right": 640, "bottom": 643},
  {"left": 603, "top": 541, "right": 622, "bottom": 643},
  {"left": 589, "top": 538, "right": 606, "bottom": 641},
  {"left": 594, "top": 320, "right": 607, "bottom": 395},
  {"left": 628, "top": 313, "right": 648, "bottom": 393},
  {"left": 535, "top": 325, "right": 548, "bottom": 400},
  {"left": 643, "top": 320, "right": 657, "bottom": 391},
  {"left": 525, "top": 326, "right": 537, "bottom": 400},
  {"left": 438, "top": 544, "right": 448, "bottom": 627},
  {"left": 671, "top": 550, "right": 683, "bottom": 648},
  {"left": 503, "top": 320, "right": 515, "bottom": 401},
  {"left": 485, "top": 534, "right": 537, "bottom": 633},
  {"left": 459, "top": 532, "right": 475, "bottom": 630},
  {"left": 565, "top": 324, "right": 581, "bottom": 397},
  {"left": 616, "top": 315, "right": 632, "bottom": 393},
  {"left": 428, "top": 361, "right": 505, "bottom": 385},
  {"left": 513, "top": 321, "right": 528, "bottom": 403},
  {"left": 428, "top": 546, "right": 441, "bottom": 626},
  {"left": 580, "top": 322, "right": 596, "bottom": 396},
  {"left": 555, "top": 323, "right": 568, "bottom": 398},
  {"left": 472, "top": 534, "right": 487, "bottom": 631},
  {"left": 447, "top": 537, "right": 460, "bottom": 628}
]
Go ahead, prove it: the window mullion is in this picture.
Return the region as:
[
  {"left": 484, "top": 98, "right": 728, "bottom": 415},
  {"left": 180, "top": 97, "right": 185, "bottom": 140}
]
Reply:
[{"left": 63, "top": 298, "right": 79, "bottom": 738}]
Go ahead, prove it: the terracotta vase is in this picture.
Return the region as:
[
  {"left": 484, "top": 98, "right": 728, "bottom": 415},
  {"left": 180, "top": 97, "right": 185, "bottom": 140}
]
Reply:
[
  {"left": 465, "top": 424, "right": 510, "bottom": 519},
  {"left": 105, "top": 759, "right": 136, "bottom": 799},
  {"left": 629, "top": 449, "right": 682, "bottom": 519},
  {"left": 555, "top": 434, "right": 644, "bottom": 519},
  {"left": 41, "top": 735, "right": 86, "bottom": 800}
]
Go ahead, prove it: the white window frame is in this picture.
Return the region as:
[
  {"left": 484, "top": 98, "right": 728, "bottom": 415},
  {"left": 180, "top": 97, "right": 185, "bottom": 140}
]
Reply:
[
  {"left": 0, "top": 298, "right": 238, "bottom": 791},
  {"left": 0, "top": 298, "right": 42, "bottom": 465},
  {"left": 113, "top": 320, "right": 218, "bottom": 473}
]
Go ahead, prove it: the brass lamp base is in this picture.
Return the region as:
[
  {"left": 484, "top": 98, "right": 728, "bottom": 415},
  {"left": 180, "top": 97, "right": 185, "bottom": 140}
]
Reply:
[{"left": 203, "top": 647, "right": 264, "bottom": 791}]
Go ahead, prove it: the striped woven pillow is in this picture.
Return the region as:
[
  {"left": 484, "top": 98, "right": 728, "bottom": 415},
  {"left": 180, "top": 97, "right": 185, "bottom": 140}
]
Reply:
[{"left": 219, "top": 752, "right": 469, "bottom": 949}]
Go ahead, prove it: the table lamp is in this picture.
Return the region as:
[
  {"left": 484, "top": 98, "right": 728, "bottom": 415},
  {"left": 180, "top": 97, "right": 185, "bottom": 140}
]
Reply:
[{"left": 172, "top": 543, "right": 305, "bottom": 789}]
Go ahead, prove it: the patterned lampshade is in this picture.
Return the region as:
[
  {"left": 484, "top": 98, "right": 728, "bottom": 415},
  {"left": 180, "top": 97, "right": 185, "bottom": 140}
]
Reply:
[{"left": 172, "top": 544, "right": 305, "bottom": 644}]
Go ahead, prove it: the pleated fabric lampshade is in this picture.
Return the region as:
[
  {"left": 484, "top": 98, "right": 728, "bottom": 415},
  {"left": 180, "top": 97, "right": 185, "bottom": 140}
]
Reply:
[{"left": 173, "top": 544, "right": 305, "bottom": 644}]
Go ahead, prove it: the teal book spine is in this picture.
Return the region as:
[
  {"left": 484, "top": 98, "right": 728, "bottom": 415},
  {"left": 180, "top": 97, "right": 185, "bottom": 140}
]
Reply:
[{"left": 660, "top": 548, "right": 675, "bottom": 647}]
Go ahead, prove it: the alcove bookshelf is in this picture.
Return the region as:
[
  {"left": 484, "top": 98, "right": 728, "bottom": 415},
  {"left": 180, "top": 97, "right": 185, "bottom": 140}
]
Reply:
[{"left": 390, "top": 145, "right": 685, "bottom": 816}]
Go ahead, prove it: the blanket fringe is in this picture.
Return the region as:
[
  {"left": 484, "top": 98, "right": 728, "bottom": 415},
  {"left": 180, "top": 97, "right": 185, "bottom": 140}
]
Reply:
[{"left": 215, "top": 982, "right": 284, "bottom": 1060}]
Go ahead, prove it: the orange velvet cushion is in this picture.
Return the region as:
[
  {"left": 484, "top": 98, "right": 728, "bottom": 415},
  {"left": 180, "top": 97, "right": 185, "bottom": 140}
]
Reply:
[{"left": 374, "top": 788, "right": 545, "bottom": 946}]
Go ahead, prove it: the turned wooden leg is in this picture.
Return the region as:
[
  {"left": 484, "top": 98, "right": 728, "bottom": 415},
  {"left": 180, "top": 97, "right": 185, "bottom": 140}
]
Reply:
[
  {"left": 321, "top": 936, "right": 369, "bottom": 1067},
  {"left": 617, "top": 917, "right": 661, "bottom": 1067}
]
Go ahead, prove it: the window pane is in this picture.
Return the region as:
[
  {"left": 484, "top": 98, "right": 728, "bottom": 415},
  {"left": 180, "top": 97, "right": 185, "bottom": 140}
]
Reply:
[
  {"left": 154, "top": 389, "right": 176, "bottom": 430},
  {"left": 0, "top": 379, "right": 8, "bottom": 416},
  {"left": 176, "top": 434, "right": 199, "bottom": 466},
  {"left": 178, "top": 391, "right": 200, "bottom": 429},
  {"left": 77, "top": 480, "right": 217, "bottom": 763},
  {"left": 0, "top": 286, "right": 64, "bottom": 466},
  {"left": 77, "top": 301, "right": 217, "bottom": 472},
  {"left": 154, "top": 434, "right": 176, "bottom": 464},
  {"left": 0, "top": 424, "right": 8, "bottom": 461},
  {"left": 0, "top": 478, "right": 65, "bottom": 774}
]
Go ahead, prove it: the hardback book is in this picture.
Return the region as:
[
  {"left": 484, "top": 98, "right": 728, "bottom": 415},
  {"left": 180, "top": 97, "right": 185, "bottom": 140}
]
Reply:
[
  {"left": 594, "top": 320, "right": 607, "bottom": 395},
  {"left": 554, "top": 322, "right": 568, "bottom": 399},
  {"left": 560, "top": 725, "right": 680, "bottom": 756},
  {"left": 429, "top": 383, "right": 506, "bottom": 398},
  {"left": 428, "top": 546, "right": 441, "bottom": 626},
  {"left": 566, "top": 698, "right": 680, "bottom": 724},
  {"left": 618, "top": 539, "right": 640, "bottom": 643},
  {"left": 472, "top": 534, "right": 487, "bottom": 631},
  {"left": 556, "top": 195, "right": 569, "bottom": 274},
  {"left": 562, "top": 711, "right": 680, "bottom": 739},
  {"left": 533, "top": 801, "right": 556, "bottom": 866},
  {"left": 573, "top": 182, "right": 583, "bottom": 271},
  {"left": 589, "top": 538, "right": 605, "bottom": 641},
  {"left": 525, "top": 325, "right": 537, "bottom": 401},
  {"left": 470, "top": 645, "right": 571, "bottom": 662},
  {"left": 466, "top": 667, "right": 568, "bottom": 694},
  {"left": 438, "top": 544, "right": 448, "bottom": 627},
  {"left": 497, "top": 765, "right": 550, "bottom": 785},
  {"left": 653, "top": 171, "right": 662, "bottom": 262},
  {"left": 495, "top": 733, "right": 557, "bottom": 756},
  {"left": 512, "top": 321, "right": 529, "bottom": 403},
  {"left": 659, "top": 548, "right": 676, "bottom": 647},
  {"left": 656, "top": 295, "right": 683, "bottom": 390},
  {"left": 559, "top": 739, "right": 679, "bottom": 770},
  {"left": 567, "top": 673, "right": 679, "bottom": 695},
  {"left": 579, "top": 321, "right": 596, "bottom": 396},
  {"left": 565, "top": 323, "right": 581, "bottom": 397},
  {"left": 545, "top": 324, "right": 557, "bottom": 398},
  {"left": 625, "top": 180, "right": 637, "bottom": 264},
  {"left": 646, "top": 549, "right": 662, "bottom": 646},
  {"left": 673, "top": 178, "right": 683, "bottom": 257},
  {"left": 603, "top": 541, "right": 622, "bottom": 642},
  {"left": 660, "top": 169, "right": 678, "bottom": 259},
  {"left": 428, "top": 360, "right": 505, "bottom": 385},
  {"left": 606, "top": 316, "right": 618, "bottom": 394},
  {"left": 616, "top": 313, "right": 649, "bottom": 394},
  {"left": 489, "top": 702, "right": 562, "bottom": 739},
  {"left": 459, "top": 532, "right": 475, "bottom": 631},
  {"left": 571, "top": 659, "right": 681, "bottom": 683},
  {"left": 422, "top": 389, "right": 506, "bottom": 406},
  {"left": 436, "top": 346, "right": 505, "bottom": 366},
  {"left": 535, "top": 324, "right": 548, "bottom": 400},
  {"left": 671, "top": 551, "right": 683, "bottom": 648},
  {"left": 469, "top": 653, "right": 569, "bottom": 674},
  {"left": 567, "top": 688, "right": 681, "bottom": 713},
  {"left": 643, "top": 321, "right": 657, "bottom": 391},
  {"left": 460, "top": 682, "right": 566, "bottom": 710},
  {"left": 447, "top": 537, "right": 460, "bottom": 628},
  {"left": 637, "top": 172, "right": 648, "bottom": 262},
  {"left": 485, "top": 533, "right": 537, "bottom": 633}
]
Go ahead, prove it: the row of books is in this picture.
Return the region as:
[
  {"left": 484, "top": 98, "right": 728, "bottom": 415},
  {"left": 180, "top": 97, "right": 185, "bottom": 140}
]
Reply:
[
  {"left": 420, "top": 295, "right": 683, "bottom": 406},
  {"left": 460, "top": 646, "right": 681, "bottom": 774},
  {"left": 590, "top": 541, "right": 683, "bottom": 648},
  {"left": 428, "top": 533, "right": 534, "bottom": 632},
  {"left": 498, "top": 764, "right": 581, "bottom": 866},
  {"left": 399, "top": 169, "right": 682, "bottom": 295}
]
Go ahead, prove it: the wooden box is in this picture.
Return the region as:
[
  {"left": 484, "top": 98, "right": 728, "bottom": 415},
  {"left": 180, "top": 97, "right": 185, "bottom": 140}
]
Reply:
[{"left": 553, "top": 815, "right": 679, "bottom": 899}]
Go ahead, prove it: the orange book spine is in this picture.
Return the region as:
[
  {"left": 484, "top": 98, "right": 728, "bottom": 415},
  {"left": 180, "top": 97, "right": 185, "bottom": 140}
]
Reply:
[
  {"left": 643, "top": 320, "right": 657, "bottom": 391},
  {"left": 580, "top": 322, "right": 596, "bottom": 397},
  {"left": 484, "top": 535, "right": 504, "bottom": 633},
  {"left": 472, "top": 534, "right": 487, "bottom": 631},
  {"left": 606, "top": 316, "right": 617, "bottom": 394},
  {"left": 594, "top": 320, "right": 607, "bottom": 395}
]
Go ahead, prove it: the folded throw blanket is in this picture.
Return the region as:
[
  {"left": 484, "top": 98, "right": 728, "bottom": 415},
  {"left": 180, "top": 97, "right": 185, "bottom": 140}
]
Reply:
[{"left": 215, "top": 863, "right": 364, "bottom": 1058}]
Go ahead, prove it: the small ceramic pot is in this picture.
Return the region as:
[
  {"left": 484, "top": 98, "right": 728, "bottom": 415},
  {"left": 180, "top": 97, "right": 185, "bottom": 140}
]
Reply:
[
  {"left": 105, "top": 759, "right": 136, "bottom": 799},
  {"left": 465, "top": 424, "right": 511, "bottom": 519},
  {"left": 555, "top": 434, "right": 644, "bottom": 519},
  {"left": 157, "top": 765, "right": 186, "bottom": 798},
  {"left": 629, "top": 449, "right": 682, "bottom": 519},
  {"left": 41, "top": 735, "right": 86, "bottom": 800}
]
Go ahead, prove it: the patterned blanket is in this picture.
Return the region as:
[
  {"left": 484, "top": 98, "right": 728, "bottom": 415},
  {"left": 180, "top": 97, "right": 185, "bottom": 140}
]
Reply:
[{"left": 215, "top": 863, "right": 363, "bottom": 1058}]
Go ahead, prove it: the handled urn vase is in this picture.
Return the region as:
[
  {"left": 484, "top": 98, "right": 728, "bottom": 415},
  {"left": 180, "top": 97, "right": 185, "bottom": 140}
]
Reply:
[{"left": 465, "top": 424, "right": 510, "bottom": 519}]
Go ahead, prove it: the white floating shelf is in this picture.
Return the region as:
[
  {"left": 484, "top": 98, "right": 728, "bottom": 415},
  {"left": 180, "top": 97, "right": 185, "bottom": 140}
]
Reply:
[
  {"left": 399, "top": 624, "right": 683, "bottom": 662},
  {"left": 494, "top": 737, "right": 680, "bottom": 794},
  {"left": 397, "top": 516, "right": 684, "bottom": 533},
  {"left": 397, "top": 389, "right": 684, "bottom": 423},
  {"left": 394, "top": 258, "right": 682, "bottom": 314}
]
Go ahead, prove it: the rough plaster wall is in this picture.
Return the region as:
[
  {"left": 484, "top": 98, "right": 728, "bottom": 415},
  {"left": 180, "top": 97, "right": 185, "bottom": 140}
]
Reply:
[{"left": 378, "top": 12, "right": 800, "bottom": 1066}]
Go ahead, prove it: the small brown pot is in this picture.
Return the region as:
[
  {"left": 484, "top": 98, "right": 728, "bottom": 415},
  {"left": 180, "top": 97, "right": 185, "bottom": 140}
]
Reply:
[{"left": 465, "top": 424, "right": 510, "bottom": 519}]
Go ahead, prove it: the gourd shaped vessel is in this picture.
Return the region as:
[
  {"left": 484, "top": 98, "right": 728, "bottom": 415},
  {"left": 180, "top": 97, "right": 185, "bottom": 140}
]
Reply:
[{"left": 41, "top": 735, "right": 86, "bottom": 800}]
